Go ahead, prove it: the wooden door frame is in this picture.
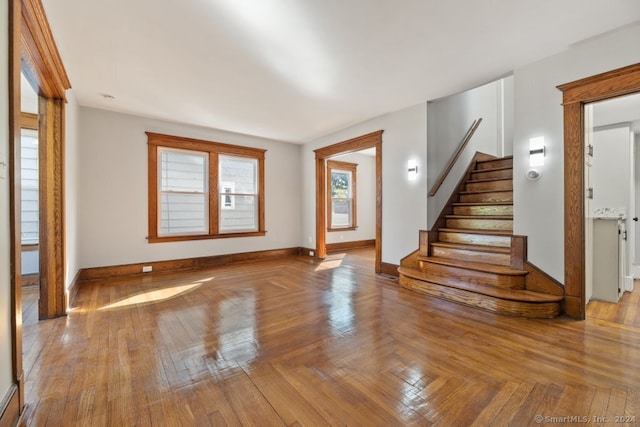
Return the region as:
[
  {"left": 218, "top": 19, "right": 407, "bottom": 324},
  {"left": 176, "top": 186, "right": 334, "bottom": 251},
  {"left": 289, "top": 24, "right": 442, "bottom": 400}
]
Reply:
[
  {"left": 558, "top": 63, "right": 640, "bottom": 319},
  {"left": 7, "top": 0, "right": 70, "bottom": 420},
  {"left": 314, "top": 130, "right": 383, "bottom": 273}
]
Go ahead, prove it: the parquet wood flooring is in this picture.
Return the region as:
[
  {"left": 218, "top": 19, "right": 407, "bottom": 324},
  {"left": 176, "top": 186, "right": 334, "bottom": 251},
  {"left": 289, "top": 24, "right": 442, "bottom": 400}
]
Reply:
[{"left": 21, "top": 249, "right": 640, "bottom": 426}]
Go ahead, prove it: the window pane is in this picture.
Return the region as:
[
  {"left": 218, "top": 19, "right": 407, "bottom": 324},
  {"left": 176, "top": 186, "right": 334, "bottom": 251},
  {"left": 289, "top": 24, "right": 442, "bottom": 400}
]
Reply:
[
  {"left": 219, "top": 156, "right": 257, "bottom": 194},
  {"left": 158, "top": 148, "right": 208, "bottom": 235},
  {"left": 219, "top": 155, "right": 258, "bottom": 233},
  {"left": 160, "top": 193, "right": 207, "bottom": 234},
  {"left": 331, "top": 198, "right": 352, "bottom": 227},
  {"left": 21, "top": 129, "right": 39, "bottom": 244},
  {"left": 160, "top": 150, "right": 206, "bottom": 192},
  {"left": 220, "top": 195, "right": 257, "bottom": 232},
  {"left": 331, "top": 170, "right": 351, "bottom": 198}
]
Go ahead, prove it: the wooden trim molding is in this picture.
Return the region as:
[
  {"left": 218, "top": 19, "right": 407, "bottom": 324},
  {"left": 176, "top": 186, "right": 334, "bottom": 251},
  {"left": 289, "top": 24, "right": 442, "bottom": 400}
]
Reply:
[
  {"left": 379, "top": 262, "right": 400, "bottom": 278},
  {"left": 314, "top": 130, "right": 383, "bottom": 273},
  {"left": 38, "top": 96, "right": 66, "bottom": 319},
  {"left": 147, "top": 132, "right": 266, "bottom": 243},
  {"left": 66, "top": 269, "right": 82, "bottom": 308},
  {"left": 20, "top": 112, "right": 38, "bottom": 130},
  {"left": 326, "top": 239, "right": 375, "bottom": 253},
  {"left": 9, "top": 0, "right": 25, "bottom": 416},
  {"left": 79, "top": 247, "right": 301, "bottom": 282},
  {"left": 20, "top": 0, "right": 71, "bottom": 99},
  {"left": 21, "top": 274, "right": 39, "bottom": 288},
  {"left": 0, "top": 385, "right": 20, "bottom": 427},
  {"left": 558, "top": 63, "right": 640, "bottom": 319}
]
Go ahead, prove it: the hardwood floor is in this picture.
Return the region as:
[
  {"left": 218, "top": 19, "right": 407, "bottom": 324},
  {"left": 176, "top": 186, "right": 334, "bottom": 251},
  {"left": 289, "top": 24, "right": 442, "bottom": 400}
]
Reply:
[{"left": 22, "top": 249, "right": 640, "bottom": 426}]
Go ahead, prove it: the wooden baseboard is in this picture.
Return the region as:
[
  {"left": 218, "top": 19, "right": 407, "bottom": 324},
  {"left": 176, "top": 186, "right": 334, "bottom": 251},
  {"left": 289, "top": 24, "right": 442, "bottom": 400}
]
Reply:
[
  {"left": 67, "top": 270, "right": 82, "bottom": 307},
  {"left": 0, "top": 385, "right": 19, "bottom": 427},
  {"left": 299, "top": 247, "right": 316, "bottom": 257},
  {"left": 379, "top": 262, "right": 400, "bottom": 277},
  {"left": 20, "top": 274, "right": 38, "bottom": 288},
  {"left": 79, "top": 247, "right": 302, "bottom": 282},
  {"left": 326, "top": 239, "right": 375, "bottom": 253}
]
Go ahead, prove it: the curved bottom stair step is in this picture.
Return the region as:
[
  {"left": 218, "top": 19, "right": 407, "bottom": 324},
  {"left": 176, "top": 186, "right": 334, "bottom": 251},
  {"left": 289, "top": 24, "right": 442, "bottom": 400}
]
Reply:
[{"left": 398, "top": 266, "right": 562, "bottom": 318}]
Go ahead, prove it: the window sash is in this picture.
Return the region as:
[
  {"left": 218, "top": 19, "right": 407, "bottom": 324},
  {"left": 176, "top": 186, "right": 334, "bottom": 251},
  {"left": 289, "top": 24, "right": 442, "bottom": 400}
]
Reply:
[
  {"left": 219, "top": 155, "right": 259, "bottom": 233},
  {"left": 157, "top": 147, "right": 209, "bottom": 236}
]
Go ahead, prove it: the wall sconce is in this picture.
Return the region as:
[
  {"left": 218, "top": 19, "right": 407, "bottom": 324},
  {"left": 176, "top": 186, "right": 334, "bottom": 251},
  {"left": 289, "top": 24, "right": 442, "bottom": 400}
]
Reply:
[
  {"left": 529, "top": 136, "right": 545, "bottom": 167},
  {"left": 408, "top": 160, "right": 418, "bottom": 181}
]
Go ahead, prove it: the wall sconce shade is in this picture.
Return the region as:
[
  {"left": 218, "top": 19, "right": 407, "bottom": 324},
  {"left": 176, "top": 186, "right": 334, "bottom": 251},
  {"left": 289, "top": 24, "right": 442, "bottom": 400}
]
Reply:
[
  {"left": 407, "top": 160, "right": 418, "bottom": 181},
  {"left": 529, "top": 136, "right": 545, "bottom": 167}
]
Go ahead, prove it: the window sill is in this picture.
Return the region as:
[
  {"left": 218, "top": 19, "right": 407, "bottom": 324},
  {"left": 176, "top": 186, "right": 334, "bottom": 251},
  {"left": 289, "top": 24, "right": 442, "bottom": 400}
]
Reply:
[
  {"left": 327, "top": 226, "right": 358, "bottom": 232},
  {"left": 148, "top": 231, "right": 266, "bottom": 243}
]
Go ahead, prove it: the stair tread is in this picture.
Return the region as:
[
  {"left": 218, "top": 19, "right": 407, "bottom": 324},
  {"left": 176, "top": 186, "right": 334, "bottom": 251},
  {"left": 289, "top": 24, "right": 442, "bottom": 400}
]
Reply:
[
  {"left": 466, "top": 177, "right": 513, "bottom": 184},
  {"left": 471, "top": 166, "right": 513, "bottom": 173},
  {"left": 477, "top": 155, "right": 513, "bottom": 163},
  {"left": 399, "top": 266, "right": 562, "bottom": 303},
  {"left": 430, "top": 241, "right": 510, "bottom": 254},
  {"left": 418, "top": 256, "right": 527, "bottom": 276},
  {"left": 446, "top": 215, "right": 513, "bottom": 220},
  {"left": 459, "top": 189, "right": 513, "bottom": 195},
  {"left": 439, "top": 228, "right": 513, "bottom": 236},
  {"left": 453, "top": 202, "right": 513, "bottom": 206}
]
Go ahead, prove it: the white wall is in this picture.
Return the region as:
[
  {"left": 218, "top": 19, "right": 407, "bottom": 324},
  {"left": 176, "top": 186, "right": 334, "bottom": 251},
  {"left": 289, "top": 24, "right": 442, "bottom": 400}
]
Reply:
[
  {"left": 78, "top": 107, "right": 301, "bottom": 268},
  {"left": 426, "top": 77, "right": 512, "bottom": 228},
  {"left": 65, "top": 90, "right": 81, "bottom": 291},
  {"left": 513, "top": 22, "right": 640, "bottom": 282},
  {"left": 591, "top": 125, "right": 633, "bottom": 279},
  {"left": 0, "top": 0, "right": 14, "bottom": 407},
  {"left": 325, "top": 152, "right": 376, "bottom": 244},
  {"left": 302, "top": 103, "right": 428, "bottom": 265},
  {"left": 591, "top": 125, "right": 632, "bottom": 214}
]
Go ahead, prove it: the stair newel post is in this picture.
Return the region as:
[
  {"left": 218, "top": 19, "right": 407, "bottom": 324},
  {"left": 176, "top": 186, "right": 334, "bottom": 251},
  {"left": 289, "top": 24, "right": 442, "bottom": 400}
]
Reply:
[
  {"left": 419, "top": 230, "right": 430, "bottom": 257},
  {"left": 510, "top": 235, "right": 527, "bottom": 270}
]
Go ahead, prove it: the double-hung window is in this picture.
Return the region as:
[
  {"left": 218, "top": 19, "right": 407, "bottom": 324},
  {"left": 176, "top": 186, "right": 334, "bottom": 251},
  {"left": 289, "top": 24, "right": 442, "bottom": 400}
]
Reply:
[
  {"left": 327, "top": 160, "right": 357, "bottom": 231},
  {"left": 147, "top": 132, "right": 266, "bottom": 242}
]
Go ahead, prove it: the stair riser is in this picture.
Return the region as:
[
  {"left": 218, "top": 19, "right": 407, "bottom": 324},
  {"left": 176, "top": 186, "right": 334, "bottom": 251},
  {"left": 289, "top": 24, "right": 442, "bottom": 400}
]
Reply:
[
  {"left": 439, "top": 231, "right": 511, "bottom": 247},
  {"left": 471, "top": 169, "right": 512, "bottom": 180},
  {"left": 399, "top": 276, "right": 561, "bottom": 318},
  {"left": 417, "top": 261, "right": 525, "bottom": 289},
  {"left": 431, "top": 247, "right": 511, "bottom": 267},
  {"left": 453, "top": 205, "right": 513, "bottom": 216},
  {"left": 459, "top": 191, "right": 513, "bottom": 203},
  {"left": 475, "top": 158, "right": 513, "bottom": 171},
  {"left": 466, "top": 180, "right": 513, "bottom": 192},
  {"left": 446, "top": 218, "right": 513, "bottom": 231}
]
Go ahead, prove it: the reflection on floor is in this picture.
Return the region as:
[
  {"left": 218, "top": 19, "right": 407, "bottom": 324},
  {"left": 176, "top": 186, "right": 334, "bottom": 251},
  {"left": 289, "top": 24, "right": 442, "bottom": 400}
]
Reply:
[{"left": 21, "top": 248, "right": 640, "bottom": 426}]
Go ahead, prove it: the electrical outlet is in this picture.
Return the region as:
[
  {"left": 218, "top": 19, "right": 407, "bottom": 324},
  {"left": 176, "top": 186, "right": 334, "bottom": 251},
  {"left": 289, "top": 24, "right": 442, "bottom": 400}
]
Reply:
[
  {"left": 309, "top": 251, "right": 315, "bottom": 257},
  {"left": 0, "top": 159, "right": 7, "bottom": 180},
  {"left": 142, "top": 265, "right": 152, "bottom": 273}
]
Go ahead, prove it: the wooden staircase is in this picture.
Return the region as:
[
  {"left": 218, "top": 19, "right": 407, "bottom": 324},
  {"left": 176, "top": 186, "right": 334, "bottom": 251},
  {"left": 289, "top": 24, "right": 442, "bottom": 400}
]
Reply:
[{"left": 398, "top": 154, "right": 564, "bottom": 318}]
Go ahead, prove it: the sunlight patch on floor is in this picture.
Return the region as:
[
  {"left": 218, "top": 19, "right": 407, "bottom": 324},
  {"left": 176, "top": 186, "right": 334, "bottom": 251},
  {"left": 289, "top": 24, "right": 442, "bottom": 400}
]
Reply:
[{"left": 315, "top": 253, "right": 346, "bottom": 271}]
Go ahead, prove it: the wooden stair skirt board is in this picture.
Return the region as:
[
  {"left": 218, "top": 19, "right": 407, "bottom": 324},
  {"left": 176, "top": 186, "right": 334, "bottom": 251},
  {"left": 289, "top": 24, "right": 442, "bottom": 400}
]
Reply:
[
  {"left": 399, "top": 267, "right": 562, "bottom": 318},
  {"left": 399, "top": 152, "right": 564, "bottom": 318}
]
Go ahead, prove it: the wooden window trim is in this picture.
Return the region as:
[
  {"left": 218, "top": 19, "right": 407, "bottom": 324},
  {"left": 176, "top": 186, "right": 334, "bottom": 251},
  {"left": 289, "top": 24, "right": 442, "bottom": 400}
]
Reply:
[
  {"left": 147, "top": 132, "right": 266, "bottom": 243},
  {"left": 327, "top": 160, "right": 358, "bottom": 232}
]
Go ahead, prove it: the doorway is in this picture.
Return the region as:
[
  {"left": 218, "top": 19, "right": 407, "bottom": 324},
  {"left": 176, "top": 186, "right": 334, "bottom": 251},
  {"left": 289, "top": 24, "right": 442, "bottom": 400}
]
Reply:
[
  {"left": 558, "top": 63, "right": 640, "bottom": 319},
  {"left": 314, "top": 130, "right": 384, "bottom": 273},
  {"left": 584, "top": 93, "right": 640, "bottom": 309}
]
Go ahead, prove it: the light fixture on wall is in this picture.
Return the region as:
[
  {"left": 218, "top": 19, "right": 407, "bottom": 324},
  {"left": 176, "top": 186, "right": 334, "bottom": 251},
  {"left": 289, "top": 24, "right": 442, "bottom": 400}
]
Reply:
[
  {"left": 527, "top": 136, "right": 545, "bottom": 181},
  {"left": 408, "top": 159, "right": 418, "bottom": 181},
  {"left": 529, "top": 136, "right": 545, "bottom": 167}
]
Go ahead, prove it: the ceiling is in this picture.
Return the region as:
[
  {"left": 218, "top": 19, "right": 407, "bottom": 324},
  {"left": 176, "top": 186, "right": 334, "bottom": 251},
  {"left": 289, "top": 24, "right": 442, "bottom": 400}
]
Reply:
[{"left": 40, "top": 0, "right": 640, "bottom": 143}]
